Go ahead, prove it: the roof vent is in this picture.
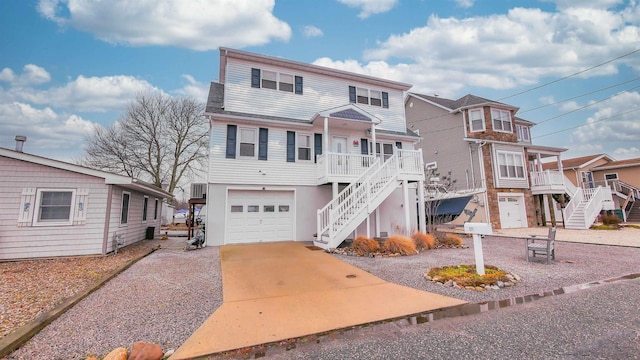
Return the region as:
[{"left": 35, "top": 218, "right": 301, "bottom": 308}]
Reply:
[{"left": 15, "top": 135, "right": 26, "bottom": 152}]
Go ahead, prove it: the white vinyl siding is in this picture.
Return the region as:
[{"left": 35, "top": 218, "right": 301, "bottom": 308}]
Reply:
[
  {"left": 224, "top": 59, "right": 407, "bottom": 133},
  {"left": 468, "top": 109, "right": 485, "bottom": 132},
  {"left": 209, "top": 122, "right": 379, "bottom": 186}
]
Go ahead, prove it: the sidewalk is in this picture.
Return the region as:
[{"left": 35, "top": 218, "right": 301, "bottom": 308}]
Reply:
[{"left": 493, "top": 226, "right": 640, "bottom": 247}]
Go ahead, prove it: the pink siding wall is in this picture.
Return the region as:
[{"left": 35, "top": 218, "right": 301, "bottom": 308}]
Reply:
[{"left": 0, "top": 156, "right": 162, "bottom": 260}]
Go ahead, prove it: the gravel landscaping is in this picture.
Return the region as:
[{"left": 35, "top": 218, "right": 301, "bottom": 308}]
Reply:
[{"left": 2, "top": 229, "right": 639, "bottom": 359}]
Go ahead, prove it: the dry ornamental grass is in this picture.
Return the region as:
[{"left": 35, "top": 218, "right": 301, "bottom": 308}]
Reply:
[{"left": 0, "top": 241, "right": 155, "bottom": 339}]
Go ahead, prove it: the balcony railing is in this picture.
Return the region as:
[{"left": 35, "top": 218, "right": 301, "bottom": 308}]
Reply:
[
  {"left": 529, "top": 170, "right": 565, "bottom": 194},
  {"left": 317, "top": 149, "right": 424, "bottom": 184}
]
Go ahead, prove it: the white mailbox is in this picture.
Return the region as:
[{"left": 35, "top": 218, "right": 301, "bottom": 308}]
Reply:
[
  {"left": 464, "top": 222, "right": 493, "bottom": 236},
  {"left": 463, "top": 222, "right": 492, "bottom": 276}
]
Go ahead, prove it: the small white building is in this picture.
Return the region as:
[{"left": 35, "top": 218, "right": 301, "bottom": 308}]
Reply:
[
  {"left": 204, "top": 48, "right": 427, "bottom": 248},
  {"left": 0, "top": 145, "right": 172, "bottom": 260}
]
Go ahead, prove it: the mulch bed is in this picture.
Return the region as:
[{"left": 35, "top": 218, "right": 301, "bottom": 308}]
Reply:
[{"left": 0, "top": 241, "right": 155, "bottom": 339}]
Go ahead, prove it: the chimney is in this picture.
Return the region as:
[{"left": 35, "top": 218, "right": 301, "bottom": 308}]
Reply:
[{"left": 15, "top": 135, "right": 27, "bottom": 152}]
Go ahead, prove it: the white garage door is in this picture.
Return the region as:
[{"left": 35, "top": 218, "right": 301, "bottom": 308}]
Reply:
[
  {"left": 226, "top": 190, "right": 294, "bottom": 244},
  {"left": 498, "top": 195, "right": 527, "bottom": 228}
]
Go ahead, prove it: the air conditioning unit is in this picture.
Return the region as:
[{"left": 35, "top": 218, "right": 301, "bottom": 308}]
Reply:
[{"left": 190, "top": 183, "right": 207, "bottom": 199}]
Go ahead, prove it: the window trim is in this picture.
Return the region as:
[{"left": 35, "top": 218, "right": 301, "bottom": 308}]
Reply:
[
  {"left": 153, "top": 198, "right": 159, "bottom": 220},
  {"left": 604, "top": 173, "right": 619, "bottom": 181},
  {"left": 349, "top": 86, "right": 389, "bottom": 108},
  {"left": 142, "top": 196, "right": 149, "bottom": 223},
  {"left": 238, "top": 127, "right": 258, "bottom": 159},
  {"left": 496, "top": 150, "right": 526, "bottom": 180},
  {"left": 468, "top": 108, "right": 485, "bottom": 132},
  {"left": 252, "top": 68, "right": 303, "bottom": 94},
  {"left": 120, "top": 191, "right": 131, "bottom": 226},
  {"left": 491, "top": 108, "right": 513, "bottom": 133},
  {"left": 516, "top": 124, "right": 530, "bottom": 142},
  {"left": 32, "top": 189, "right": 76, "bottom": 227},
  {"left": 297, "top": 133, "right": 312, "bottom": 161}
]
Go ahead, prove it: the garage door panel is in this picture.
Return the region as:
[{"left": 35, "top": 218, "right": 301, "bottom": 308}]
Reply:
[{"left": 226, "top": 190, "right": 294, "bottom": 244}]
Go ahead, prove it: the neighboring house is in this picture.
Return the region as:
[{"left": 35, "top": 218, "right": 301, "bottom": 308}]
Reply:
[
  {"left": 405, "top": 93, "right": 613, "bottom": 230},
  {"left": 203, "top": 47, "right": 426, "bottom": 249},
  {"left": 0, "top": 145, "right": 171, "bottom": 260},
  {"left": 544, "top": 155, "right": 640, "bottom": 222}
]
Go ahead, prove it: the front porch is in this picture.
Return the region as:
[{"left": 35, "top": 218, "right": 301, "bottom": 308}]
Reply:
[
  {"left": 530, "top": 170, "right": 566, "bottom": 195},
  {"left": 316, "top": 149, "right": 424, "bottom": 184}
]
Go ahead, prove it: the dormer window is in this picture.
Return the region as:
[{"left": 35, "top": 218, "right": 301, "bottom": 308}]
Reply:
[
  {"left": 468, "top": 109, "right": 485, "bottom": 132},
  {"left": 491, "top": 109, "right": 512, "bottom": 132},
  {"left": 516, "top": 125, "right": 530, "bottom": 142}
]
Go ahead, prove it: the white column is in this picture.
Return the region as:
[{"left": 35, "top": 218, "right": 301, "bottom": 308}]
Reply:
[
  {"left": 371, "top": 125, "right": 376, "bottom": 156},
  {"left": 375, "top": 208, "right": 380, "bottom": 237},
  {"left": 332, "top": 182, "right": 339, "bottom": 199},
  {"left": 403, "top": 180, "right": 410, "bottom": 235},
  {"left": 324, "top": 117, "right": 329, "bottom": 153},
  {"left": 366, "top": 215, "right": 371, "bottom": 238},
  {"left": 536, "top": 153, "right": 543, "bottom": 172},
  {"left": 418, "top": 180, "right": 426, "bottom": 233}
]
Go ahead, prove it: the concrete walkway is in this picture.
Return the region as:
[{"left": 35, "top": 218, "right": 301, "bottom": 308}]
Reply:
[
  {"left": 493, "top": 226, "right": 640, "bottom": 247},
  {"left": 169, "top": 242, "right": 466, "bottom": 359}
]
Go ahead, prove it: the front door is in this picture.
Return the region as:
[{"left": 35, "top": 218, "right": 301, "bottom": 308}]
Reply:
[
  {"left": 332, "top": 136, "right": 348, "bottom": 172},
  {"left": 581, "top": 171, "right": 595, "bottom": 188}
]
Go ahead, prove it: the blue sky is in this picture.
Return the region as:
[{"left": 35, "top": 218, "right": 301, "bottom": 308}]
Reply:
[{"left": 1, "top": 0, "right": 640, "bottom": 166}]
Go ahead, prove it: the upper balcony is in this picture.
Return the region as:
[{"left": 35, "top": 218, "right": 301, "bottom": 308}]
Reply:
[
  {"left": 317, "top": 149, "right": 424, "bottom": 184},
  {"left": 529, "top": 170, "right": 566, "bottom": 195}
]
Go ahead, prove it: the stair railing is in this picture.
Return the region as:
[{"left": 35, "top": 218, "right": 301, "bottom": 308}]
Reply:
[
  {"left": 563, "top": 187, "right": 583, "bottom": 225},
  {"left": 582, "top": 186, "right": 606, "bottom": 228}
]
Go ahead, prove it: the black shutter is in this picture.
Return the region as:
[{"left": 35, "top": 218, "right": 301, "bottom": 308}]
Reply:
[
  {"left": 360, "top": 138, "right": 369, "bottom": 155},
  {"left": 295, "top": 76, "right": 303, "bottom": 95},
  {"left": 314, "top": 133, "right": 322, "bottom": 163},
  {"left": 382, "top": 92, "right": 389, "bottom": 108},
  {"left": 349, "top": 86, "right": 356, "bottom": 103},
  {"left": 258, "top": 128, "right": 268, "bottom": 160},
  {"left": 286, "top": 131, "right": 295, "bottom": 162},
  {"left": 226, "top": 125, "right": 237, "bottom": 159},
  {"left": 395, "top": 141, "right": 402, "bottom": 150},
  {"left": 251, "top": 68, "right": 261, "bottom": 88}
]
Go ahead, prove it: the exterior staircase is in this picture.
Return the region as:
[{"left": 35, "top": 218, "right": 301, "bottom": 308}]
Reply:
[
  {"left": 563, "top": 182, "right": 614, "bottom": 229},
  {"left": 314, "top": 154, "right": 402, "bottom": 249}
]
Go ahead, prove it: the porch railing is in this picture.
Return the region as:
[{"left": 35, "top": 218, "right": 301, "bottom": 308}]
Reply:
[
  {"left": 317, "top": 149, "right": 423, "bottom": 182},
  {"left": 397, "top": 149, "right": 424, "bottom": 176},
  {"left": 529, "top": 170, "right": 564, "bottom": 187}
]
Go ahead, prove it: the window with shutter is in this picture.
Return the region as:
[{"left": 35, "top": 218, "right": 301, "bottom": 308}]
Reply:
[
  {"left": 258, "top": 128, "right": 268, "bottom": 160},
  {"left": 226, "top": 125, "right": 237, "bottom": 159},
  {"left": 286, "top": 131, "right": 295, "bottom": 162}
]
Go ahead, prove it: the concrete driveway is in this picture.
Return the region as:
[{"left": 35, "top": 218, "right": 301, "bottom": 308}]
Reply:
[{"left": 170, "top": 242, "right": 466, "bottom": 359}]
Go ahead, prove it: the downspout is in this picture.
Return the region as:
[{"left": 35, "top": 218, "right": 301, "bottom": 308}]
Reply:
[{"left": 101, "top": 184, "right": 114, "bottom": 256}]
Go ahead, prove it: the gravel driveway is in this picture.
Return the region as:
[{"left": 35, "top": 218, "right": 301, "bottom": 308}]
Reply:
[{"left": 4, "top": 231, "right": 640, "bottom": 359}]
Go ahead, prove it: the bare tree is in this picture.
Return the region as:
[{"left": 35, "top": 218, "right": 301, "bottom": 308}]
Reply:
[
  {"left": 424, "top": 169, "right": 457, "bottom": 233},
  {"left": 82, "top": 92, "right": 208, "bottom": 198}
]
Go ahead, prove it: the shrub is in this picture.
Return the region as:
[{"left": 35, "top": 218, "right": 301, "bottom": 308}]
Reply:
[
  {"left": 600, "top": 213, "right": 621, "bottom": 226},
  {"left": 384, "top": 235, "right": 418, "bottom": 255},
  {"left": 427, "top": 264, "right": 509, "bottom": 287},
  {"left": 412, "top": 231, "right": 436, "bottom": 251},
  {"left": 438, "top": 233, "right": 464, "bottom": 247},
  {"left": 352, "top": 235, "right": 379, "bottom": 255}
]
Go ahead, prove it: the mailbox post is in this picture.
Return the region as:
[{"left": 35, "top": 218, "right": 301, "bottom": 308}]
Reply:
[{"left": 463, "top": 222, "right": 493, "bottom": 275}]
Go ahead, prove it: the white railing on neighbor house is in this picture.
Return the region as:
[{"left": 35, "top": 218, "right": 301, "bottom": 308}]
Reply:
[
  {"left": 530, "top": 170, "right": 565, "bottom": 187},
  {"left": 564, "top": 176, "right": 580, "bottom": 197},
  {"left": 317, "top": 154, "right": 400, "bottom": 248},
  {"left": 583, "top": 187, "right": 609, "bottom": 228}
]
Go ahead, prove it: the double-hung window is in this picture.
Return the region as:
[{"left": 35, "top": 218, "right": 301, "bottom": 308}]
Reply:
[
  {"left": 349, "top": 86, "right": 389, "bottom": 108},
  {"left": 34, "top": 189, "right": 75, "bottom": 226},
  {"left": 356, "top": 87, "right": 369, "bottom": 105},
  {"left": 297, "top": 134, "right": 311, "bottom": 161},
  {"left": 497, "top": 151, "right": 525, "bottom": 179},
  {"left": 239, "top": 128, "right": 257, "bottom": 157},
  {"left": 492, "top": 109, "right": 512, "bottom": 132},
  {"left": 142, "top": 196, "right": 149, "bottom": 222},
  {"left": 279, "top": 73, "right": 294, "bottom": 92},
  {"left": 516, "top": 125, "right": 530, "bottom": 142},
  {"left": 261, "top": 70, "right": 277, "bottom": 90},
  {"left": 468, "top": 109, "right": 484, "bottom": 132},
  {"left": 370, "top": 90, "right": 382, "bottom": 106}
]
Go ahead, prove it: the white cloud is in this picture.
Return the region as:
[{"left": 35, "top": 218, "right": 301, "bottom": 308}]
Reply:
[
  {"left": 455, "top": 0, "right": 475, "bottom": 8},
  {"left": 613, "top": 146, "right": 640, "bottom": 159},
  {"left": 303, "top": 25, "right": 324, "bottom": 38},
  {"left": 0, "top": 70, "right": 160, "bottom": 112},
  {"left": 314, "top": 3, "right": 640, "bottom": 95},
  {"left": 0, "top": 64, "right": 51, "bottom": 86},
  {"left": 0, "top": 102, "right": 97, "bottom": 158},
  {"left": 174, "top": 74, "right": 209, "bottom": 101},
  {"left": 337, "top": 0, "right": 398, "bottom": 19},
  {"left": 37, "top": 0, "right": 291, "bottom": 51}
]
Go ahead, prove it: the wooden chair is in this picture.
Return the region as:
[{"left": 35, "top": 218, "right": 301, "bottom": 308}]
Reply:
[{"left": 526, "top": 227, "right": 557, "bottom": 264}]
